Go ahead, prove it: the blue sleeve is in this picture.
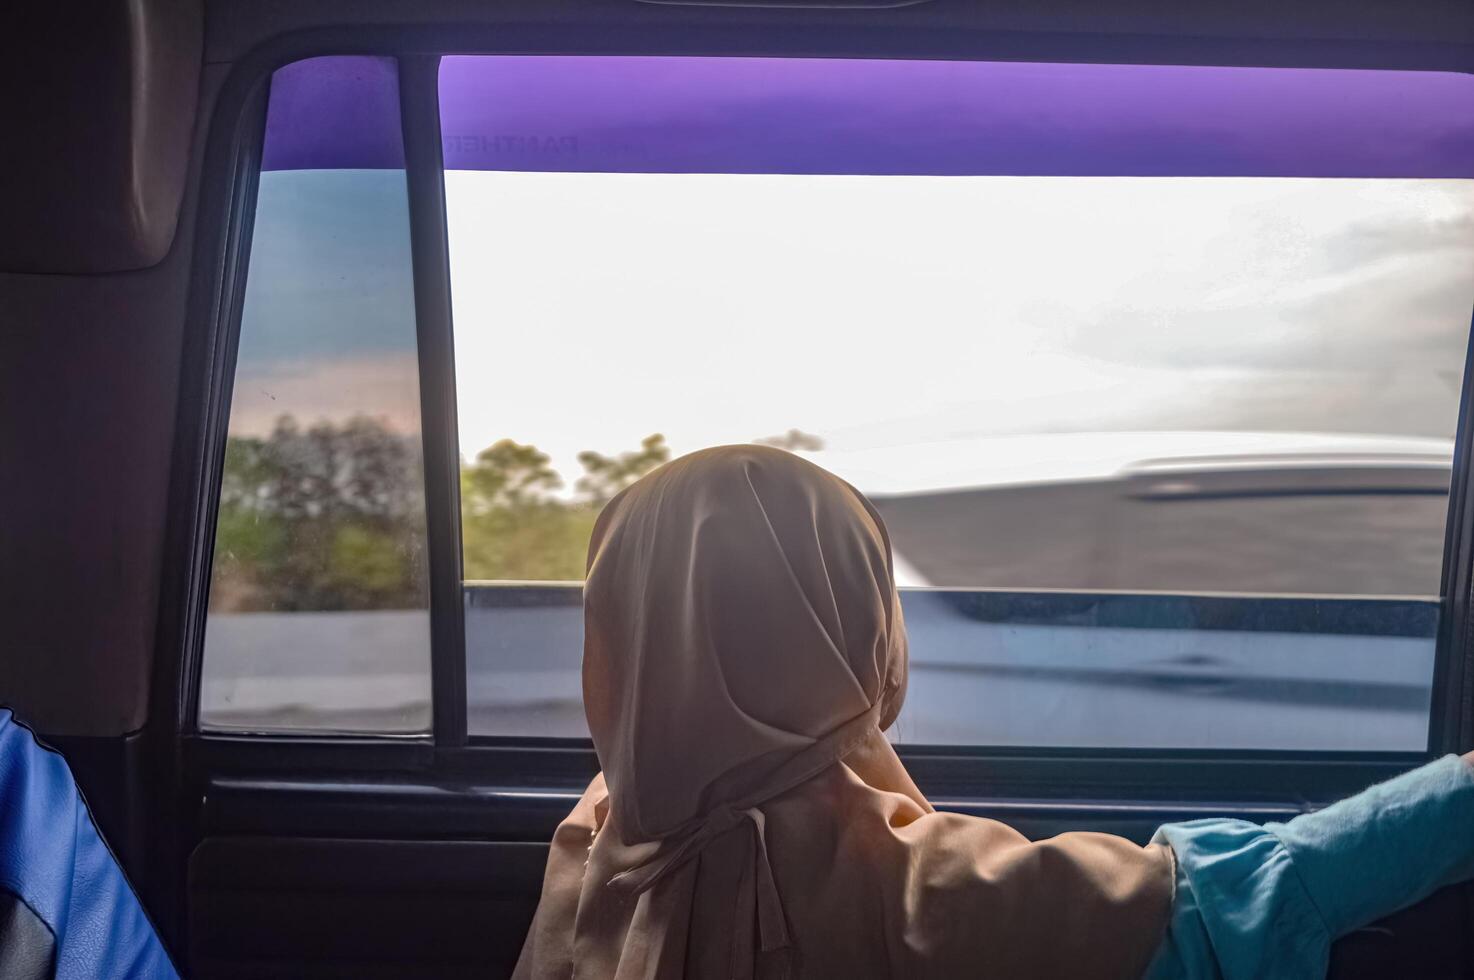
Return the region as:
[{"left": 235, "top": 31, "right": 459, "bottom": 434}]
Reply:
[
  {"left": 1142, "top": 754, "right": 1474, "bottom": 980},
  {"left": 0, "top": 710, "right": 178, "bottom": 979}
]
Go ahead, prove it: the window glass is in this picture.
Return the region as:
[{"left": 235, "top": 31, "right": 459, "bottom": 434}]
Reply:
[
  {"left": 441, "top": 56, "right": 1474, "bottom": 748},
  {"left": 200, "top": 56, "right": 432, "bottom": 734}
]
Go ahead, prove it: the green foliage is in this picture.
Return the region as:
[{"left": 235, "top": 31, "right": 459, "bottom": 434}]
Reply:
[
  {"left": 210, "top": 417, "right": 674, "bottom": 610},
  {"left": 210, "top": 414, "right": 428, "bottom": 612},
  {"left": 210, "top": 504, "right": 289, "bottom": 610},
  {"left": 460, "top": 499, "right": 600, "bottom": 583},
  {"left": 460, "top": 433, "right": 670, "bottom": 581},
  {"left": 575, "top": 434, "right": 672, "bottom": 505},
  {"left": 462, "top": 439, "right": 563, "bottom": 513},
  {"left": 329, "top": 524, "right": 415, "bottom": 597}
]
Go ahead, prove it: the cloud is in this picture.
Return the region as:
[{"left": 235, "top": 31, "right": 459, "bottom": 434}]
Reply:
[{"left": 1052, "top": 184, "right": 1474, "bottom": 437}]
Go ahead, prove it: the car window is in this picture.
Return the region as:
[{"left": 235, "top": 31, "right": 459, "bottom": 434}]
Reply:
[
  {"left": 438, "top": 56, "right": 1474, "bottom": 746},
  {"left": 199, "top": 56, "right": 432, "bottom": 734},
  {"left": 198, "top": 54, "right": 1474, "bottom": 750}
]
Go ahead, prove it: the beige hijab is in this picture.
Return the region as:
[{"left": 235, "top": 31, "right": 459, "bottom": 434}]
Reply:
[{"left": 513, "top": 445, "right": 1172, "bottom": 980}]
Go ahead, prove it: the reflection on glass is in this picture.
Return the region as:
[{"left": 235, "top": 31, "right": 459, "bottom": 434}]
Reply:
[
  {"left": 440, "top": 56, "right": 1474, "bottom": 746},
  {"left": 200, "top": 56, "right": 432, "bottom": 734}
]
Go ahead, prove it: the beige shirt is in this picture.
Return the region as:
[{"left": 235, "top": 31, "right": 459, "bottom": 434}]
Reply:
[{"left": 514, "top": 445, "right": 1172, "bottom": 979}]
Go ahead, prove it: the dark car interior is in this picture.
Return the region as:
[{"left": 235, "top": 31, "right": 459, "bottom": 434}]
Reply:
[{"left": 6, "top": 1, "right": 1474, "bottom": 977}]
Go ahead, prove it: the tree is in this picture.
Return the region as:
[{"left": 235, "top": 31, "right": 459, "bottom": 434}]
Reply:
[
  {"left": 460, "top": 440, "right": 588, "bottom": 582},
  {"left": 754, "top": 428, "right": 824, "bottom": 451},
  {"left": 461, "top": 439, "right": 562, "bottom": 515},
  {"left": 575, "top": 433, "right": 671, "bottom": 505},
  {"left": 210, "top": 414, "right": 428, "bottom": 612},
  {"left": 215, "top": 424, "right": 787, "bottom": 597},
  {"left": 460, "top": 433, "right": 672, "bottom": 581}
]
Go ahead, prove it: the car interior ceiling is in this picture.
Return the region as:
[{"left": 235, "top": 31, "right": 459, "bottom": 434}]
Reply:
[{"left": 5, "top": 0, "right": 1474, "bottom": 977}]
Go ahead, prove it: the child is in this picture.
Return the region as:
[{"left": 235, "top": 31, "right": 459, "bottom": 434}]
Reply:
[{"left": 514, "top": 445, "right": 1474, "bottom": 979}]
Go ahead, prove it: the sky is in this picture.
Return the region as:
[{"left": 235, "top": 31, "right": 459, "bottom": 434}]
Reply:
[
  {"left": 228, "top": 168, "right": 1474, "bottom": 492},
  {"left": 226, "top": 166, "right": 1474, "bottom": 498}
]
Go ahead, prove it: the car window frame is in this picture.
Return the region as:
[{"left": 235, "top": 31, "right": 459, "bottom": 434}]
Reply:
[{"left": 159, "top": 26, "right": 1474, "bottom": 820}]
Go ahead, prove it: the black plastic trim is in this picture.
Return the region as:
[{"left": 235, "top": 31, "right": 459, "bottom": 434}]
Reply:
[
  {"left": 217, "top": 23, "right": 1474, "bottom": 75},
  {"left": 150, "top": 66, "right": 273, "bottom": 946},
  {"left": 1432, "top": 311, "right": 1474, "bottom": 756},
  {"left": 198, "top": 773, "right": 1306, "bottom": 846},
  {"left": 400, "top": 55, "right": 469, "bottom": 748},
  {"left": 163, "top": 18, "right": 1474, "bottom": 885},
  {"left": 164, "top": 82, "right": 268, "bottom": 742},
  {"left": 186, "top": 733, "right": 1425, "bottom": 811},
  {"left": 636, "top": 0, "right": 932, "bottom": 8}
]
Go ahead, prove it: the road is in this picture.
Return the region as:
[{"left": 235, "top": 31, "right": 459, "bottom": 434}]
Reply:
[{"left": 201, "top": 589, "right": 1435, "bottom": 751}]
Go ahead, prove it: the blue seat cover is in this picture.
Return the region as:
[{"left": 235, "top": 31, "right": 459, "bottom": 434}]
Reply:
[{"left": 0, "top": 708, "right": 178, "bottom": 979}]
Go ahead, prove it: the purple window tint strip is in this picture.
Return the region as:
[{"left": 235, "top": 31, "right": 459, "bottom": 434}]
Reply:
[
  {"left": 260, "top": 56, "right": 405, "bottom": 171},
  {"left": 438, "top": 55, "right": 1474, "bottom": 178}
]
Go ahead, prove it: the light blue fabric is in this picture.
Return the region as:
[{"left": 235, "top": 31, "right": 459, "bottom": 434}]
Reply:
[{"left": 1143, "top": 755, "right": 1474, "bottom": 980}]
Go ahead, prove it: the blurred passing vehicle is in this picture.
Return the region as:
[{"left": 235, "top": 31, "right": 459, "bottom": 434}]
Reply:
[{"left": 845, "top": 431, "right": 1454, "bottom": 595}]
